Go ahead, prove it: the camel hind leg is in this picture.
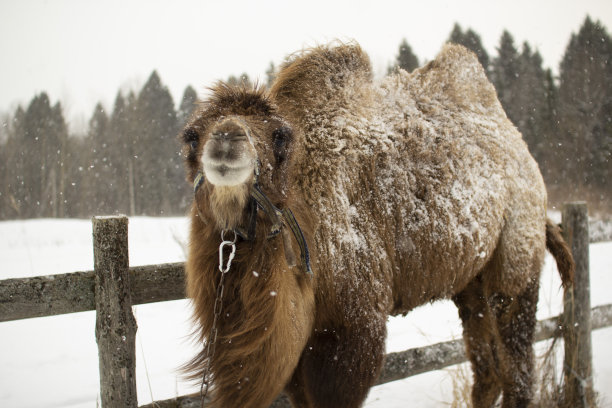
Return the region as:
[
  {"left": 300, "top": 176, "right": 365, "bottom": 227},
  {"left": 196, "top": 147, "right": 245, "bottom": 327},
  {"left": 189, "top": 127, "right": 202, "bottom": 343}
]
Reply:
[
  {"left": 453, "top": 275, "right": 504, "bottom": 407},
  {"left": 484, "top": 210, "right": 544, "bottom": 407},
  {"left": 454, "top": 273, "right": 540, "bottom": 408},
  {"left": 490, "top": 276, "right": 539, "bottom": 408},
  {"left": 454, "top": 245, "right": 542, "bottom": 408}
]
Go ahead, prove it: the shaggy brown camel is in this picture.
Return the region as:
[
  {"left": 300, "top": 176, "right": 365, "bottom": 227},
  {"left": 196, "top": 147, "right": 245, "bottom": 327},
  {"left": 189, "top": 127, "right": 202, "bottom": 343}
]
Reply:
[{"left": 180, "top": 42, "right": 574, "bottom": 408}]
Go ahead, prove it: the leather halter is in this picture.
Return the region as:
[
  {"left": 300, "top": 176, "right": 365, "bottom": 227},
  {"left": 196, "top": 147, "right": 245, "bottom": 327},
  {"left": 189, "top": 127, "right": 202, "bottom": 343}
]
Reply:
[{"left": 193, "top": 167, "right": 312, "bottom": 276}]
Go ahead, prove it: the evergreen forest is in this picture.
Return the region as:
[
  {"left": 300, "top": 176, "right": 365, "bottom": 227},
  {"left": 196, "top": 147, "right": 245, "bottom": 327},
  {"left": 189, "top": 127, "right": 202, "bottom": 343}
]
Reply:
[{"left": 1, "top": 17, "right": 610, "bottom": 219}]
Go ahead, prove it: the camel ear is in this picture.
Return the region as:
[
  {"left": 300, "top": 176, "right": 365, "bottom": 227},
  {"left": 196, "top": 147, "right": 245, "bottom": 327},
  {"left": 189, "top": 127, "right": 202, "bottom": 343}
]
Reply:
[{"left": 272, "top": 126, "right": 293, "bottom": 165}]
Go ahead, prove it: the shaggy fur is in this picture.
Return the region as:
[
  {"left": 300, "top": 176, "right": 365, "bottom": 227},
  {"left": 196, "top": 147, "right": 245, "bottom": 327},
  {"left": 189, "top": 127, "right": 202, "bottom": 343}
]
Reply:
[{"left": 181, "top": 43, "right": 575, "bottom": 408}]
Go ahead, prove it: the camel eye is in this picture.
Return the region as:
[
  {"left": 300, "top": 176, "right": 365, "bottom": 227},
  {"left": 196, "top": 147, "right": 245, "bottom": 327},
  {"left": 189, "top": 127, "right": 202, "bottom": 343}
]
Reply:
[
  {"left": 183, "top": 127, "right": 199, "bottom": 145},
  {"left": 274, "top": 130, "right": 287, "bottom": 149},
  {"left": 272, "top": 126, "right": 292, "bottom": 164}
]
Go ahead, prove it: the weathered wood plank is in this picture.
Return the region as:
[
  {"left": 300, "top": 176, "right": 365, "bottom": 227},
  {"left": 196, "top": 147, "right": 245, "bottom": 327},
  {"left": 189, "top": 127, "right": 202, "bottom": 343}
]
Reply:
[
  {"left": 376, "top": 308, "right": 580, "bottom": 386},
  {"left": 378, "top": 338, "right": 465, "bottom": 384},
  {"left": 3, "top": 267, "right": 608, "bottom": 331},
  {"left": 139, "top": 395, "right": 201, "bottom": 408},
  {"left": 562, "top": 202, "right": 595, "bottom": 407},
  {"left": 592, "top": 303, "right": 612, "bottom": 329},
  {"left": 0, "top": 270, "right": 95, "bottom": 322},
  {"left": 130, "top": 262, "right": 186, "bottom": 305},
  {"left": 0, "top": 263, "right": 186, "bottom": 322},
  {"left": 139, "top": 393, "right": 294, "bottom": 408},
  {"left": 94, "top": 216, "right": 138, "bottom": 408}
]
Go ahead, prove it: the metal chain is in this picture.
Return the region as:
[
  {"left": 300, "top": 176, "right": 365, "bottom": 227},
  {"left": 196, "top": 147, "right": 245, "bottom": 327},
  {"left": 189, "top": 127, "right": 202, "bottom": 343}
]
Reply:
[{"left": 200, "top": 230, "right": 237, "bottom": 407}]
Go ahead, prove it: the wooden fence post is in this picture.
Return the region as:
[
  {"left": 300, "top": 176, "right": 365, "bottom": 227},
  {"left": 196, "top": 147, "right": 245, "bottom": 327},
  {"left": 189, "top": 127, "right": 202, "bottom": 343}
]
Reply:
[
  {"left": 93, "top": 216, "right": 138, "bottom": 408},
  {"left": 562, "top": 202, "right": 595, "bottom": 407}
]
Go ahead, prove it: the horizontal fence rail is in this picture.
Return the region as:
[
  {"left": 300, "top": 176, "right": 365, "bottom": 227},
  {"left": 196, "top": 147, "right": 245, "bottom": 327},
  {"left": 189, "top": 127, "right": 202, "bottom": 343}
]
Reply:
[
  {"left": 3, "top": 262, "right": 610, "bottom": 333},
  {"left": 0, "top": 263, "right": 184, "bottom": 322}
]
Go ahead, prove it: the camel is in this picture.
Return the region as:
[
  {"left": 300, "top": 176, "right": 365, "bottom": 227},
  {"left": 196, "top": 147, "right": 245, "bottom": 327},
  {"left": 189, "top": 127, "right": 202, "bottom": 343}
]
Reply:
[{"left": 180, "top": 42, "right": 574, "bottom": 408}]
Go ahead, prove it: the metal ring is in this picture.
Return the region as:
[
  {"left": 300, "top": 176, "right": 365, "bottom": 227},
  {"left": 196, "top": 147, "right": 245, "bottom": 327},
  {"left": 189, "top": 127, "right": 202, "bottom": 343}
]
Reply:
[{"left": 220, "top": 229, "right": 238, "bottom": 244}]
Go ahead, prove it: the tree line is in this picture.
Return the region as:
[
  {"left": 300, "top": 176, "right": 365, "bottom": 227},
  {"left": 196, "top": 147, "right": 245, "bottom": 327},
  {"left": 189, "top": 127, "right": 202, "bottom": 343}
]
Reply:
[
  {"left": 0, "top": 16, "right": 610, "bottom": 220},
  {"left": 1, "top": 72, "right": 197, "bottom": 219}
]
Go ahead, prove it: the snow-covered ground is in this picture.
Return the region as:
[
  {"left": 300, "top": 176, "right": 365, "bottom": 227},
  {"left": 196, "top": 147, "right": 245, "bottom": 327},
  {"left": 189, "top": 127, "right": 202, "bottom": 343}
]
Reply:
[{"left": 0, "top": 216, "right": 610, "bottom": 407}]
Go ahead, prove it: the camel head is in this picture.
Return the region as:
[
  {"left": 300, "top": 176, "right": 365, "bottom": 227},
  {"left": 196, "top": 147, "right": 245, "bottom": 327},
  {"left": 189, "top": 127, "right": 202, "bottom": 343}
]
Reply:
[{"left": 181, "top": 83, "right": 295, "bottom": 233}]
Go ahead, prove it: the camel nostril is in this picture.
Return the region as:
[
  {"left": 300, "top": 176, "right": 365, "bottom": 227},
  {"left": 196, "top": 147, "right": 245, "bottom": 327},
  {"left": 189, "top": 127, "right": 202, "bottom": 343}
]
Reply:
[
  {"left": 204, "top": 139, "right": 249, "bottom": 163},
  {"left": 212, "top": 132, "right": 246, "bottom": 142},
  {"left": 211, "top": 119, "right": 249, "bottom": 141}
]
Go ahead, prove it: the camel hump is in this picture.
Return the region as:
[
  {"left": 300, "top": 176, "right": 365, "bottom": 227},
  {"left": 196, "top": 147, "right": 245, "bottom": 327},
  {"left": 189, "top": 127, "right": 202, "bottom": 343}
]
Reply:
[
  {"left": 271, "top": 42, "right": 373, "bottom": 119},
  {"left": 411, "top": 43, "right": 500, "bottom": 113}
]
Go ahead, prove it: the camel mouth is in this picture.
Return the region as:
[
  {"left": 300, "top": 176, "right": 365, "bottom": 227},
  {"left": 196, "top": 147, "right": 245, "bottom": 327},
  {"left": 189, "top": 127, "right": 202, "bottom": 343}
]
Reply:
[
  {"left": 202, "top": 155, "right": 255, "bottom": 187},
  {"left": 204, "top": 164, "right": 254, "bottom": 186}
]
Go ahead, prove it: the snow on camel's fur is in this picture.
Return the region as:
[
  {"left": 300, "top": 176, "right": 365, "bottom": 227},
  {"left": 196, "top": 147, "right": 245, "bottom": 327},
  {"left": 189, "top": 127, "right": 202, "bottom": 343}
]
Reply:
[{"left": 180, "top": 43, "right": 574, "bottom": 408}]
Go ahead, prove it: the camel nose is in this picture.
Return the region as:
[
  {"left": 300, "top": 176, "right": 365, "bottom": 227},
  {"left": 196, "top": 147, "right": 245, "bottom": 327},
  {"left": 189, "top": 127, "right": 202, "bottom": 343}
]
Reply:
[{"left": 211, "top": 119, "right": 249, "bottom": 141}]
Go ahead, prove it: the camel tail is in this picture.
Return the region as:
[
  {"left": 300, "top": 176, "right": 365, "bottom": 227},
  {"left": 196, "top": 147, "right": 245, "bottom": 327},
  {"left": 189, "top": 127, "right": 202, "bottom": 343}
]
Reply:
[{"left": 546, "top": 218, "right": 575, "bottom": 289}]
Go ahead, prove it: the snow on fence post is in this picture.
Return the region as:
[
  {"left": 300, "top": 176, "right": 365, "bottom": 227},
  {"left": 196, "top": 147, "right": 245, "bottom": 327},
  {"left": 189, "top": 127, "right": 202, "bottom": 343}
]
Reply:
[
  {"left": 562, "top": 202, "right": 595, "bottom": 407},
  {"left": 93, "top": 215, "right": 138, "bottom": 408}
]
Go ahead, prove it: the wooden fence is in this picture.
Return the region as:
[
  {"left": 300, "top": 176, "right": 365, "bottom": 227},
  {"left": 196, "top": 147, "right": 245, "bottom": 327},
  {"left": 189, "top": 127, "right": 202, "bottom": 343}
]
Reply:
[{"left": 1, "top": 202, "right": 611, "bottom": 407}]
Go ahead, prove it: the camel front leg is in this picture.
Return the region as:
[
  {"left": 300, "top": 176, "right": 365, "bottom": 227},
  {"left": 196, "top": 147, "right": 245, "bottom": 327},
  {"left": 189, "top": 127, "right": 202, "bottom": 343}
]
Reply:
[{"left": 291, "top": 315, "right": 387, "bottom": 408}]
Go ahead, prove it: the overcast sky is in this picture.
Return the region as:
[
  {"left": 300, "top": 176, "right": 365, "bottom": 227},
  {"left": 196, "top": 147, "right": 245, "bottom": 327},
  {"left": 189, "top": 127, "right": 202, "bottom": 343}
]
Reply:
[{"left": 1, "top": 0, "right": 611, "bottom": 131}]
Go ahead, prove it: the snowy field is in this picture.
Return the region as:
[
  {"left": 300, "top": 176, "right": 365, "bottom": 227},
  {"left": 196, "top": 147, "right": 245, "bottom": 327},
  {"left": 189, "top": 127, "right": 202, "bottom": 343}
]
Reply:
[{"left": 0, "top": 216, "right": 610, "bottom": 407}]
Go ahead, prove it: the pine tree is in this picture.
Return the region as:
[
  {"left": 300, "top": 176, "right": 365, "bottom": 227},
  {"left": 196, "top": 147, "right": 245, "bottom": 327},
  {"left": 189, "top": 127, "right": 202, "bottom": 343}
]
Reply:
[
  {"left": 58, "top": 120, "right": 83, "bottom": 218},
  {"left": 513, "top": 43, "right": 550, "bottom": 164},
  {"left": 490, "top": 33, "right": 559, "bottom": 185},
  {"left": 0, "top": 115, "right": 7, "bottom": 219},
  {"left": 227, "top": 73, "right": 252, "bottom": 87},
  {"left": 539, "top": 68, "right": 560, "bottom": 183},
  {"left": 266, "top": 62, "right": 276, "bottom": 87},
  {"left": 174, "top": 85, "right": 198, "bottom": 212},
  {"left": 448, "top": 23, "right": 463, "bottom": 45},
  {"left": 106, "top": 92, "right": 134, "bottom": 216},
  {"left": 557, "top": 16, "right": 612, "bottom": 198},
  {"left": 125, "top": 91, "right": 139, "bottom": 216},
  {"left": 49, "top": 102, "right": 69, "bottom": 217},
  {"left": 177, "top": 85, "right": 198, "bottom": 128},
  {"left": 18, "top": 93, "right": 69, "bottom": 217},
  {"left": 23, "top": 93, "right": 51, "bottom": 216},
  {"left": 2, "top": 106, "right": 27, "bottom": 218},
  {"left": 388, "top": 39, "right": 419, "bottom": 73},
  {"left": 135, "top": 71, "right": 179, "bottom": 215},
  {"left": 83, "top": 103, "right": 110, "bottom": 215},
  {"left": 492, "top": 31, "right": 521, "bottom": 122}
]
